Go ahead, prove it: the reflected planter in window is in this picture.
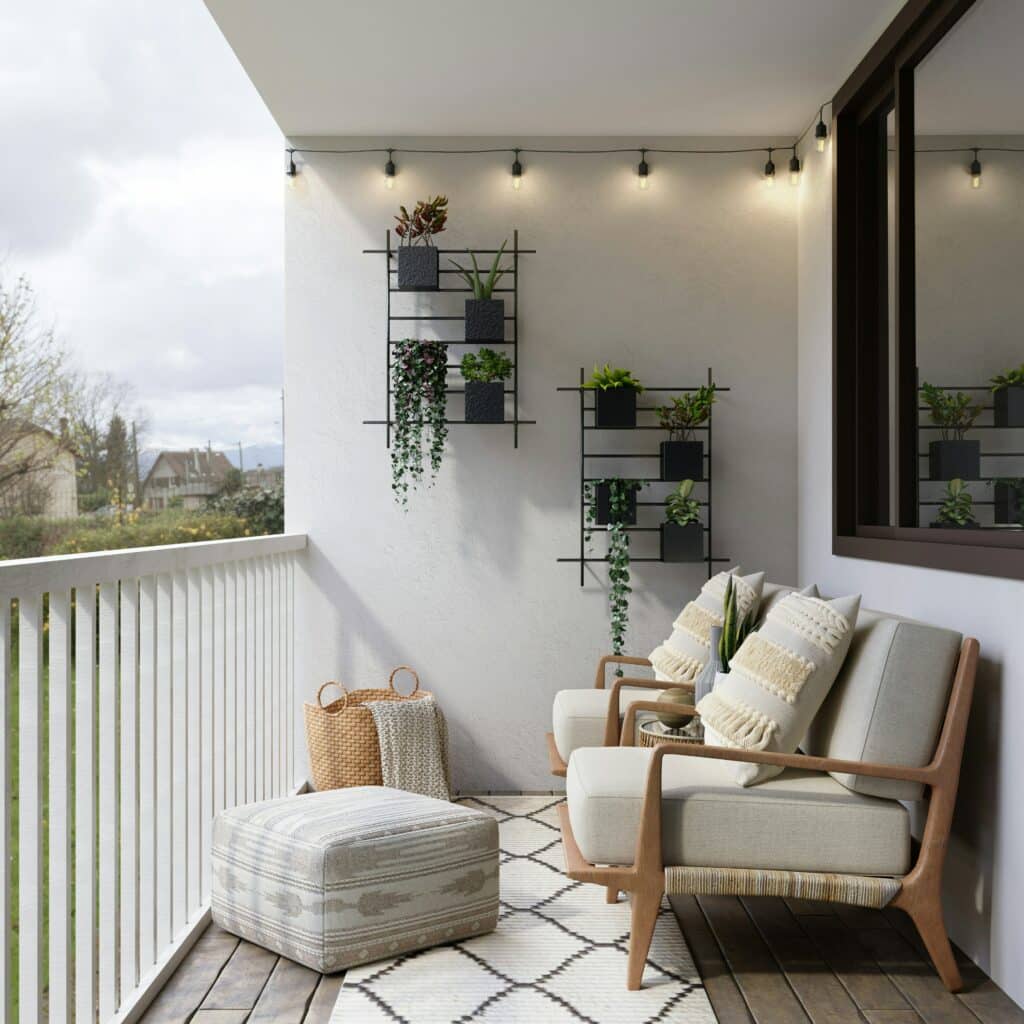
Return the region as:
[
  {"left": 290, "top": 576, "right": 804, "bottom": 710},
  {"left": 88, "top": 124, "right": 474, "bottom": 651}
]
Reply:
[
  {"left": 594, "top": 389, "right": 638, "bottom": 428},
  {"left": 397, "top": 247, "right": 439, "bottom": 290},
  {"left": 464, "top": 381, "right": 504, "bottom": 423},
  {"left": 928, "top": 440, "right": 980, "bottom": 481},
  {"left": 660, "top": 441, "right": 704, "bottom": 481},
  {"left": 994, "top": 481, "right": 1022, "bottom": 525},
  {"left": 464, "top": 299, "right": 505, "bottom": 342},
  {"left": 595, "top": 483, "right": 637, "bottom": 525},
  {"left": 929, "top": 521, "right": 981, "bottom": 530},
  {"left": 661, "top": 522, "right": 704, "bottom": 562},
  {"left": 994, "top": 386, "right": 1024, "bottom": 428}
]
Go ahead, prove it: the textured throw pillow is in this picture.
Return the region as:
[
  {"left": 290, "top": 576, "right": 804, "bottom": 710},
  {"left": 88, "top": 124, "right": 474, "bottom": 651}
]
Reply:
[
  {"left": 649, "top": 569, "right": 766, "bottom": 684},
  {"left": 697, "top": 591, "right": 861, "bottom": 786}
]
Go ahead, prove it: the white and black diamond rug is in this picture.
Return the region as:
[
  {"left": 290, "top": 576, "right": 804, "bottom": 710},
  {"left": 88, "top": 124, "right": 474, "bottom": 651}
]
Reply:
[{"left": 330, "top": 795, "right": 715, "bottom": 1023}]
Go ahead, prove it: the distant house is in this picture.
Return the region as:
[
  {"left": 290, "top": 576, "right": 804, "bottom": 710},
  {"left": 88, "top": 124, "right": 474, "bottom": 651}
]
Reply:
[
  {"left": 0, "top": 424, "right": 78, "bottom": 519},
  {"left": 243, "top": 464, "right": 284, "bottom": 489},
  {"left": 142, "top": 449, "right": 234, "bottom": 511}
]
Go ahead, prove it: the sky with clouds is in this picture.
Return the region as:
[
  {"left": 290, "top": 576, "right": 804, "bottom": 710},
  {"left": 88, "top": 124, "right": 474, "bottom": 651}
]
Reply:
[{"left": 0, "top": 0, "right": 283, "bottom": 454}]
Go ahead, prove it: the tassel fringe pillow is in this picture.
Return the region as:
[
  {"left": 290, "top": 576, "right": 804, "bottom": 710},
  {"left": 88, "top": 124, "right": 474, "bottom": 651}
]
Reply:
[
  {"left": 649, "top": 569, "right": 766, "bottom": 685},
  {"left": 698, "top": 591, "right": 861, "bottom": 786}
]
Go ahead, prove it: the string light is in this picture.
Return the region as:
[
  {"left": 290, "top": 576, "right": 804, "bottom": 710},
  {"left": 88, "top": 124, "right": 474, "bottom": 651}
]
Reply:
[
  {"left": 384, "top": 149, "right": 396, "bottom": 190},
  {"left": 815, "top": 107, "right": 828, "bottom": 152},
  {"left": 511, "top": 149, "right": 523, "bottom": 191},
  {"left": 637, "top": 148, "right": 650, "bottom": 190},
  {"left": 764, "top": 148, "right": 776, "bottom": 187},
  {"left": 969, "top": 148, "right": 982, "bottom": 189},
  {"left": 789, "top": 147, "right": 801, "bottom": 185},
  {"left": 286, "top": 149, "right": 297, "bottom": 177}
]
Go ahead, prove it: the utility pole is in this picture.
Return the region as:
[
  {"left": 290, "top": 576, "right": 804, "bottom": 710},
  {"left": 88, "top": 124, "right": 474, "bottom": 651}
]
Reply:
[
  {"left": 131, "top": 420, "right": 141, "bottom": 509},
  {"left": 237, "top": 441, "right": 244, "bottom": 473}
]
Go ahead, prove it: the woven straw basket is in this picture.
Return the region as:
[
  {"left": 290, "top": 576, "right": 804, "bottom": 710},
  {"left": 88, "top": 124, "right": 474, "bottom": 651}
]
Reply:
[{"left": 303, "top": 666, "right": 433, "bottom": 791}]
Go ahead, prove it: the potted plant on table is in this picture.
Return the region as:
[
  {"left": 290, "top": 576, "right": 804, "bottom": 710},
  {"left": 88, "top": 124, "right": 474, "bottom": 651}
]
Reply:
[
  {"left": 394, "top": 195, "right": 448, "bottom": 290},
  {"left": 459, "top": 348, "right": 512, "bottom": 423},
  {"left": 582, "top": 364, "right": 644, "bottom": 428},
  {"left": 991, "top": 364, "right": 1024, "bottom": 427},
  {"left": 920, "top": 382, "right": 982, "bottom": 480},
  {"left": 930, "top": 478, "right": 980, "bottom": 529},
  {"left": 450, "top": 241, "right": 508, "bottom": 342},
  {"left": 391, "top": 339, "right": 449, "bottom": 507},
  {"left": 661, "top": 479, "right": 704, "bottom": 562},
  {"left": 656, "top": 383, "right": 716, "bottom": 480}
]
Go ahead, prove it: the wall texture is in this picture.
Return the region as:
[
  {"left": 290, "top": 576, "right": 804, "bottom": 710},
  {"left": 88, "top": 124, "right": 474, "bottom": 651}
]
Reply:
[
  {"left": 285, "top": 136, "right": 798, "bottom": 792},
  {"left": 797, "top": 137, "right": 1024, "bottom": 1004}
]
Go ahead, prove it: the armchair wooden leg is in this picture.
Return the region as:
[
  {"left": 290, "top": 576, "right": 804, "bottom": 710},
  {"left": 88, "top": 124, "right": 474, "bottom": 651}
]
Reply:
[
  {"left": 606, "top": 885, "right": 618, "bottom": 904},
  {"left": 903, "top": 895, "right": 963, "bottom": 992},
  {"left": 626, "top": 886, "right": 662, "bottom": 991}
]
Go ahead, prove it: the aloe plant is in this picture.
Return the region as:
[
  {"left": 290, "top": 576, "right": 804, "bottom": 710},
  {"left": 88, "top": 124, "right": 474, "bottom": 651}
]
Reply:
[
  {"left": 449, "top": 241, "right": 508, "bottom": 299},
  {"left": 582, "top": 364, "right": 644, "bottom": 393}
]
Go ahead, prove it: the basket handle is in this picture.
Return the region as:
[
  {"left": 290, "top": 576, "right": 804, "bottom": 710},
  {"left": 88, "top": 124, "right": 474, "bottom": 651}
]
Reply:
[
  {"left": 317, "top": 681, "right": 349, "bottom": 714},
  {"left": 388, "top": 665, "right": 421, "bottom": 697}
]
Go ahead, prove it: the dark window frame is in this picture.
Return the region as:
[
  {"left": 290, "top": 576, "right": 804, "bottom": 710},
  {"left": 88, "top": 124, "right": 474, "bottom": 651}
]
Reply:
[{"left": 832, "top": 0, "right": 1024, "bottom": 579}]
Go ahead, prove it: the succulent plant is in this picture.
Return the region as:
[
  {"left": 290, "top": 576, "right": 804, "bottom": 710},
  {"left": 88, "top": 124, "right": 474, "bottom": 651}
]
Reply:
[
  {"left": 449, "top": 240, "right": 508, "bottom": 300},
  {"left": 582, "top": 364, "right": 644, "bottom": 393}
]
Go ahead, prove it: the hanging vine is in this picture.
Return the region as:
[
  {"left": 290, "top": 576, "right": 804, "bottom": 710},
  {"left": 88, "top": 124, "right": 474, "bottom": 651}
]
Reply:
[
  {"left": 391, "top": 339, "right": 449, "bottom": 507},
  {"left": 585, "top": 478, "right": 645, "bottom": 665}
]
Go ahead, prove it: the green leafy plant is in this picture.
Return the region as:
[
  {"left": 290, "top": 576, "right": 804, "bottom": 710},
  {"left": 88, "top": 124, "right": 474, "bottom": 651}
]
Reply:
[
  {"left": 657, "top": 383, "right": 717, "bottom": 441},
  {"left": 718, "top": 574, "right": 756, "bottom": 673},
  {"left": 665, "top": 479, "right": 701, "bottom": 526},
  {"left": 391, "top": 340, "right": 449, "bottom": 507},
  {"left": 935, "top": 478, "right": 977, "bottom": 527},
  {"left": 449, "top": 240, "right": 508, "bottom": 299},
  {"left": 581, "top": 364, "right": 644, "bottom": 393},
  {"left": 920, "top": 382, "right": 983, "bottom": 440},
  {"left": 583, "top": 478, "right": 645, "bottom": 668},
  {"left": 991, "top": 364, "right": 1024, "bottom": 392},
  {"left": 460, "top": 348, "right": 513, "bottom": 383},
  {"left": 394, "top": 195, "right": 448, "bottom": 246}
]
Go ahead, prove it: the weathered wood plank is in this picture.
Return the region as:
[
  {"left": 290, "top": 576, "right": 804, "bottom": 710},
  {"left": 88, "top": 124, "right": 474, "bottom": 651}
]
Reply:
[
  {"left": 862, "top": 1011, "right": 927, "bottom": 1023},
  {"left": 742, "top": 896, "right": 864, "bottom": 1024},
  {"left": 192, "top": 1011, "right": 250, "bottom": 1023},
  {"left": 699, "top": 895, "right": 812, "bottom": 1023},
  {"left": 304, "top": 974, "right": 346, "bottom": 1024},
  {"left": 202, "top": 940, "right": 279, "bottom": 1011},
  {"left": 670, "top": 895, "right": 754, "bottom": 1024},
  {"left": 798, "top": 911, "right": 911, "bottom": 1011},
  {"left": 249, "top": 957, "right": 321, "bottom": 1023}
]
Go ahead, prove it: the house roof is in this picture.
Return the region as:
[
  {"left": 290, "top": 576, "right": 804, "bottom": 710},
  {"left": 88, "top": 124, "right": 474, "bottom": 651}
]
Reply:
[{"left": 143, "top": 449, "right": 235, "bottom": 490}]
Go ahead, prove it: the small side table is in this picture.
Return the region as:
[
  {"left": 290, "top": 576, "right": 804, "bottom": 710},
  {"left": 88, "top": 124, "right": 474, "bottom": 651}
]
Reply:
[{"left": 638, "top": 719, "right": 704, "bottom": 749}]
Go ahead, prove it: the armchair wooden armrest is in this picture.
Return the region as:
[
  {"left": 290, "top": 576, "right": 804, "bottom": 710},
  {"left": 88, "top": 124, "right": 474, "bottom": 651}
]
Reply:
[
  {"left": 604, "top": 679, "right": 693, "bottom": 746},
  {"left": 593, "top": 654, "right": 652, "bottom": 689}
]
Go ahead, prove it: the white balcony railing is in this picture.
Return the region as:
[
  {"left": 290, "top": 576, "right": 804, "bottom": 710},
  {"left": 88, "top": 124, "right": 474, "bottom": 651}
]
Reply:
[{"left": 0, "top": 532, "right": 307, "bottom": 1023}]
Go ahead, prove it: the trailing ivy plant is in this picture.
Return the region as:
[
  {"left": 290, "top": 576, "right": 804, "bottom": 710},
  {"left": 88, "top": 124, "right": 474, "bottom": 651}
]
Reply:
[
  {"left": 460, "top": 348, "right": 513, "bottom": 383},
  {"left": 665, "top": 479, "right": 701, "bottom": 526},
  {"left": 584, "top": 477, "right": 645, "bottom": 668},
  {"left": 920, "top": 382, "right": 983, "bottom": 440},
  {"left": 934, "top": 478, "right": 977, "bottom": 527},
  {"left": 656, "top": 383, "right": 717, "bottom": 441},
  {"left": 391, "top": 339, "right": 449, "bottom": 507},
  {"left": 990, "top": 364, "right": 1024, "bottom": 392}
]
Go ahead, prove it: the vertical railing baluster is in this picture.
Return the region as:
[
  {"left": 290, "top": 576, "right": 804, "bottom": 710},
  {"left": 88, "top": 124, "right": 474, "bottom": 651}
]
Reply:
[
  {"left": 288, "top": 554, "right": 296, "bottom": 791},
  {"left": 236, "top": 562, "right": 248, "bottom": 807},
  {"left": 139, "top": 575, "right": 157, "bottom": 970},
  {"left": 271, "top": 554, "right": 280, "bottom": 796},
  {"left": 98, "top": 580, "right": 119, "bottom": 1020},
  {"left": 49, "top": 588, "right": 73, "bottom": 1022},
  {"left": 75, "top": 584, "right": 98, "bottom": 1024},
  {"left": 171, "top": 570, "right": 188, "bottom": 932},
  {"left": 216, "top": 565, "right": 229, "bottom": 814},
  {"left": 246, "top": 560, "right": 256, "bottom": 804},
  {"left": 120, "top": 577, "right": 140, "bottom": 1002},
  {"left": 200, "top": 567, "right": 214, "bottom": 902},
  {"left": 263, "top": 557, "right": 272, "bottom": 798},
  {"left": 157, "top": 574, "right": 175, "bottom": 947},
  {"left": 254, "top": 560, "right": 264, "bottom": 802},
  {"left": 0, "top": 597, "right": 10, "bottom": 1024},
  {"left": 187, "top": 569, "right": 202, "bottom": 915}
]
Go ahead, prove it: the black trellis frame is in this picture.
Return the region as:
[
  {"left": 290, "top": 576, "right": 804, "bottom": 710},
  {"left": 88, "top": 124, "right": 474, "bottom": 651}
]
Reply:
[
  {"left": 361, "top": 229, "right": 536, "bottom": 447},
  {"left": 557, "top": 367, "right": 730, "bottom": 585}
]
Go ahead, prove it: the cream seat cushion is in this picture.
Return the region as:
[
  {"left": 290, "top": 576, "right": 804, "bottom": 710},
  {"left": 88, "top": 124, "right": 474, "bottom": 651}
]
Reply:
[
  {"left": 566, "top": 746, "right": 909, "bottom": 876},
  {"left": 552, "top": 687, "right": 661, "bottom": 759}
]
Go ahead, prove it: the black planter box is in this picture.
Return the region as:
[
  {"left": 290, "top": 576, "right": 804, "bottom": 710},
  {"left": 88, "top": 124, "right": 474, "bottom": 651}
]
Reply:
[
  {"left": 995, "top": 481, "right": 1022, "bottom": 524},
  {"left": 595, "top": 388, "right": 638, "bottom": 428},
  {"left": 660, "top": 440, "right": 704, "bottom": 481},
  {"left": 928, "top": 440, "right": 980, "bottom": 480},
  {"left": 464, "top": 380, "right": 504, "bottom": 423},
  {"left": 397, "top": 246, "right": 439, "bottom": 290},
  {"left": 595, "top": 483, "right": 637, "bottom": 525},
  {"left": 994, "top": 386, "right": 1024, "bottom": 428},
  {"left": 465, "top": 299, "right": 505, "bottom": 342},
  {"left": 661, "top": 522, "right": 704, "bottom": 562}
]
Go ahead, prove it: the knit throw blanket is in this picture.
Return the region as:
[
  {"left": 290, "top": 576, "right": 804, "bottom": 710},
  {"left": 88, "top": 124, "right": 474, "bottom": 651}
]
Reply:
[{"left": 366, "top": 696, "right": 451, "bottom": 802}]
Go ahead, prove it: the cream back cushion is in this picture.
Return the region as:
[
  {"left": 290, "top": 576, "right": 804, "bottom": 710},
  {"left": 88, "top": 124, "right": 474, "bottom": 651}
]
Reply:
[
  {"left": 698, "top": 592, "right": 861, "bottom": 786},
  {"left": 649, "top": 569, "right": 766, "bottom": 684}
]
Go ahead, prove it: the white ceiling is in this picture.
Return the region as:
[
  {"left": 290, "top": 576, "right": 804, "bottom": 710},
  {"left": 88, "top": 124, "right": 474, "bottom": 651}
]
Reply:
[{"left": 203, "top": 0, "right": 904, "bottom": 137}]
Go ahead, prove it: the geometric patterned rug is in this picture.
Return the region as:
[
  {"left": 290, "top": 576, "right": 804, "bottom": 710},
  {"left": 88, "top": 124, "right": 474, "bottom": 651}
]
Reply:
[{"left": 330, "top": 795, "right": 715, "bottom": 1023}]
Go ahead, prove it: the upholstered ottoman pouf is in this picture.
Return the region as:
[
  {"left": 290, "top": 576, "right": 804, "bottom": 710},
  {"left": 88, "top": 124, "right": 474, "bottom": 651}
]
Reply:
[{"left": 211, "top": 786, "right": 499, "bottom": 972}]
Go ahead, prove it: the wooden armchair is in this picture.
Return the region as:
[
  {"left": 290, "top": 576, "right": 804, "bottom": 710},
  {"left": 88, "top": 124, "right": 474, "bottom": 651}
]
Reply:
[{"left": 558, "top": 637, "right": 978, "bottom": 993}]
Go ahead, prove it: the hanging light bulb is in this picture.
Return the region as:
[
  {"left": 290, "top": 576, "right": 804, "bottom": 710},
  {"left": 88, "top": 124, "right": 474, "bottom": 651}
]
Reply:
[
  {"left": 384, "top": 149, "right": 396, "bottom": 190},
  {"left": 969, "top": 148, "right": 982, "bottom": 189},
  {"left": 815, "top": 107, "right": 828, "bottom": 152},
  {"left": 285, "top": 149, "right": 298, "bottom": 177},
  {"left": 637, "top": 148, "right": 650, "bottom": 190},
  {"left": 511, "top": 149, "right": 523, "bottom": 191},
  {"left": 789, "top": 149, "right": 801, "bottom": 186},
  {"left": 764, "top": 148, "right": 776, "bottom": 187}
]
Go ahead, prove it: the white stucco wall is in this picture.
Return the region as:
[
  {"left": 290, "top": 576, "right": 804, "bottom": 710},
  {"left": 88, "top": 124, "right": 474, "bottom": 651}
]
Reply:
[
  {"left": 286, "top": 136, "right": 799, "bottom": 792},
  {"left": 797, "top": 136, "right": 1024, "bottom": 1004}
]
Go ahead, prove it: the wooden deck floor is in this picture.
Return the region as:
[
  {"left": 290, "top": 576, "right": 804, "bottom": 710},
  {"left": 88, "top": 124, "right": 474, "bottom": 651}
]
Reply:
[{"left": 140, "top": 897, "right": 1022, "bottom": 1023}]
